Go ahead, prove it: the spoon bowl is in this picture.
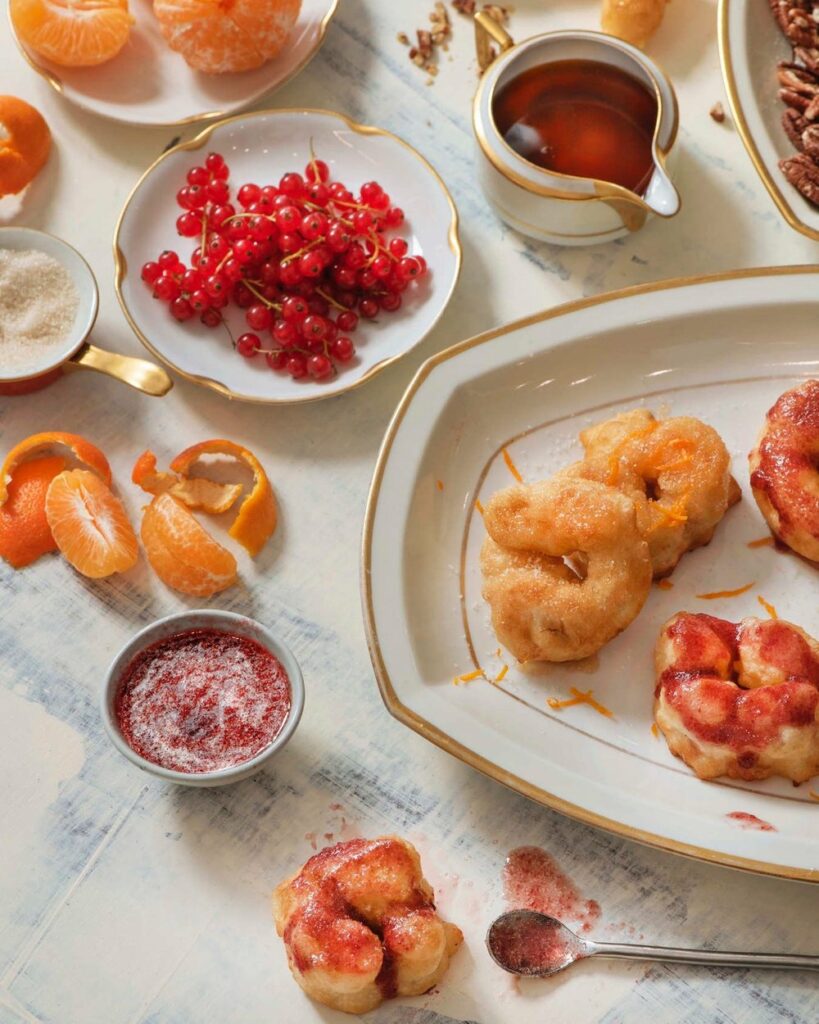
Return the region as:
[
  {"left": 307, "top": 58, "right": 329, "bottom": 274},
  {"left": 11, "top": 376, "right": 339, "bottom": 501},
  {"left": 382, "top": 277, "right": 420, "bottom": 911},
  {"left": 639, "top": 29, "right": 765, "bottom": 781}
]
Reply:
[{"left": 487, "top": 910, "right": 591, "bottom": 977}]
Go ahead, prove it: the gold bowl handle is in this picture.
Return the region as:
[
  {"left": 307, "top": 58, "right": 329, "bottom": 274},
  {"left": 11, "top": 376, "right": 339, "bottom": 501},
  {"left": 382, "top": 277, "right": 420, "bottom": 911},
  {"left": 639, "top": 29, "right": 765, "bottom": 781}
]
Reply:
[
  {"left": 66, "top": 343, "right": 173, "bottom": 396},
  {"left": 475, "top": 10, "right": 514, "bottom": 73}
]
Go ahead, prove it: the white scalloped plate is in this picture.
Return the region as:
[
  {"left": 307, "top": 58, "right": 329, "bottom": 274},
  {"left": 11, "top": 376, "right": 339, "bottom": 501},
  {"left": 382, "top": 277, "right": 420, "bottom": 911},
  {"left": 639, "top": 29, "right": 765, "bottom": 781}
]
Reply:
[
  {"left": 9, "top": 0, "right": 337, "bottom": 127},
  {"left": 115, "top": 109, "right": 461, "bottom": 404},
  {"left": 363, "top": 266, "right": 819, "bottom": 883},
  {"left": 719, "top": 0, "right": 819, "bottom": 241}
]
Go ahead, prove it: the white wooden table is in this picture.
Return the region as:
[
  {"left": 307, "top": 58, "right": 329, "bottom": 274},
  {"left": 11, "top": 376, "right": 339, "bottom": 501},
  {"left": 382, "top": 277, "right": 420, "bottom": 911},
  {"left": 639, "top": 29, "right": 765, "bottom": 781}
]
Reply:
[{"left": 1, "top": 3, "right": 817, "bottom": 1022}]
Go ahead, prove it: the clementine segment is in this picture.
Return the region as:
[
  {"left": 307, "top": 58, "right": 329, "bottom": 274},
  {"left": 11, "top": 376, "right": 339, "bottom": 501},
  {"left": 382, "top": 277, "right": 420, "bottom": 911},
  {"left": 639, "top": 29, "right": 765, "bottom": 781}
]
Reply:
[
  {"left": 141, "top": 492, "right": 237, "bottom": 597},
  {"left": 11, "top": 0, "right": 133, "bottom": 67},
  {"left": 0, "top": 431, "right": 111, "bottom": 505},
  {"left": 170, "top": 439, "right": 277, "bottom": 556},
  {"left": 153, "top": 0, "right": 301, "bottom": 73},
  {"left": 45, "top": 469, "right": 138, "bottom": 578},
  {"left": 0, "top": 455, "right": 66, "bottom": 568},
  {"left": 0, "top": 96, "right": 51, "bottom": 197}
]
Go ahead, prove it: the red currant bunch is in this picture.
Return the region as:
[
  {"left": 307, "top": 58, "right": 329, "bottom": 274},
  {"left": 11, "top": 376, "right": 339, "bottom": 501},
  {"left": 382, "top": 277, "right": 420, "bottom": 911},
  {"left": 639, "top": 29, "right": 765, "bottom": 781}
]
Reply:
[{"left": 140, "top": 152, "right": 429, "bottom": 382}]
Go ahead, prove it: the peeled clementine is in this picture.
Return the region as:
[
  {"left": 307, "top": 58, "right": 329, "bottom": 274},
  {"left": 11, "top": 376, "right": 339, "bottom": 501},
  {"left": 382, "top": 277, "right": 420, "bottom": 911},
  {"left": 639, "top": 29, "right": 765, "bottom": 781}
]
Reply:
[
  {"left": 0, "top": 96, "right": 51, "bottom": 197},
  {"left": 153, "top": 0, "right": 301, "bottom": 74},
  {"left": 141, "top": 493, "right": 237, "bottom": 597},
  {"left": 45, "top": 469, "right": 138, "bottom": 578},
  {"left": 131, "top": 449, "right": 242, "bottom": 515},
  {"left": 0, "top": 455, "right": 66, "bottom": 568},
  {"left": 10, "top": 0, "right": 133, "bottom": 68}
]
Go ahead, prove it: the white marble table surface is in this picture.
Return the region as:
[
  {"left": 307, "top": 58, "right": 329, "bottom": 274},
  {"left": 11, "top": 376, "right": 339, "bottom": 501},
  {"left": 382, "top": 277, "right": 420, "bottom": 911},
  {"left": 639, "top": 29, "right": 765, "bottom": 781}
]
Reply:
[{"left": 1, "top": 2, "right": 817, "bottom": 1022}]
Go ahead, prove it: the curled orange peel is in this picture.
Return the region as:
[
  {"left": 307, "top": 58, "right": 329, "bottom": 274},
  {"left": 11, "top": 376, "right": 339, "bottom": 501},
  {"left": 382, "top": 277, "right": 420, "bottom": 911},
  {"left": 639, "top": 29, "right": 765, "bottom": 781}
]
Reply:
[
  {"left": 0, "top": 432, "right": 111, "bottom": 506},
  {"left": 131, "top": 449, "right": 242, "bottom": 515},
  {"left": 169, "top": 439, "right": 277, "bottom": 557},
  {"left": 0, "top": 95, "right": 51, "bottom": 197},
  {"left": 0, "top": 455, "right": 66, "bottom": 568}
]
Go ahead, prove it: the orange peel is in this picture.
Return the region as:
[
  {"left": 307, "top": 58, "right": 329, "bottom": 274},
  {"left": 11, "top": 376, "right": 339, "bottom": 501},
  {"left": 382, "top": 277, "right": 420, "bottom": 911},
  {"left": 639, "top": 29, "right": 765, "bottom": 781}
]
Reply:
[
  {"left": 141, "top": 493, "right": 238, "bottom": 597},
  {"left": 169, "top": 439, "right": 277, "bottom": 556},
  {"left": 0, "top": 95, "right": 51, "bottom": 197},
  {"left": 1, "top": 432, "right": 111, "bottom": 506},
  {"left": 131, "top": 449, "right": 242, "bottom": 515},
  {"left": 0, "top": 455, "right": 66, "bottom": 568}
]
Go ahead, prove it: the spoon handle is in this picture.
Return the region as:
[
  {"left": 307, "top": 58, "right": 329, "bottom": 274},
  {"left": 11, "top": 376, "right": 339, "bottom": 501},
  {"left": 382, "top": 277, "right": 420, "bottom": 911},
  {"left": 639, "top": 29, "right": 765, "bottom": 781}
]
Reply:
[{"left": 593, "top": 941, "right": 819, "bottom": 971}]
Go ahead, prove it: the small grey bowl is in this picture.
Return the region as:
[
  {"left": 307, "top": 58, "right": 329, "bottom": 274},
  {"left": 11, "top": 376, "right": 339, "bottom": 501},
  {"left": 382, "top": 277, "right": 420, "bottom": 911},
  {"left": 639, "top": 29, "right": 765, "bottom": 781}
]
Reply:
[{"left": 101, "top": 610, "right": 304, "bottom": 787}]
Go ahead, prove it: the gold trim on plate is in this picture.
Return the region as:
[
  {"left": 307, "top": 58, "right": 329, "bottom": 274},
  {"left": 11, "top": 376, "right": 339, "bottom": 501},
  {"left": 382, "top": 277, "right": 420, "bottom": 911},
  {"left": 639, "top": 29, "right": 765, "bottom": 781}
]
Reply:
[
  {"left": 361, "top": 264, "right": 819, "bottom": 885},
  {"left": 113, "top": 108, "right": 462, "bottom": 405},
  {"left": 7, "top": 0, "right": 340, "bottom": 128},
  {"left": 718, "top": 0, "right": 819, "bottom": 243}
]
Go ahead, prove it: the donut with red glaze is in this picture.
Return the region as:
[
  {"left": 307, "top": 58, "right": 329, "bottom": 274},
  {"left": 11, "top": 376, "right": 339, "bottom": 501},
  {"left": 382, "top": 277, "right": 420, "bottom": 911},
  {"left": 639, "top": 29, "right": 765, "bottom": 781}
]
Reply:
[
  {"left": 654, "top": 612, "right": 819, "bottom": 783},
  {"left": 273, "top": 836, "right": 462, "bottom": 1015},
  {"left": 749, "top": 380, "right": 819, "bottom": 562}
]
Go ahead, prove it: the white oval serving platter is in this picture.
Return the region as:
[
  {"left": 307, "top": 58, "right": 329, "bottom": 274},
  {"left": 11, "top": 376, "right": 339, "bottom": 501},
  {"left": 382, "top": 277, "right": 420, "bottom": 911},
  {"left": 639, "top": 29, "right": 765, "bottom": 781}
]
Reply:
[{"left": 363, "top": 266, "right": 819, "bottom": 883}]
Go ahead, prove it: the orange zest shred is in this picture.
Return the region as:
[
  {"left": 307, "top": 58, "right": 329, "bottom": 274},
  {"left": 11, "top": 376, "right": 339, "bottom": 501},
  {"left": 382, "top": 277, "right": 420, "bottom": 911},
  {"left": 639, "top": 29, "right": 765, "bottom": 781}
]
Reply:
[
  {"left": 809, "top": 791, "right": 819, "bottom": 803},
  {"left": 656, "top": 578, "right": 674, "bottom": 590},
  {"left": 651, "top": 722, "right": 660, "bottom": 739},
  {"left": 647, "top": 495, "right": 689, "bottom": 531},
  {"left": 697, "top": 582, "right": 755, "bottom": 600},
  {"left": 475, "top": 499, "right": 485, "bottom": 516},
  {"left": 747, "top": 536, "right": 775, "bottom": 549},
  {"left": 757, "top": 595, "right": 778, "bottom": 619},
  {"left": 502, "top": 447, "right": 523, "bottom": 483},
  {"left": 453, "top": 669, "right": 483, "bottom": 686},
  {"left": 495, "top": 664, "right": 509, "bottom": 683},
  {"left": 169, "top": 439, "right": 277, "bottom": 557},
  {"left": 606, "top": 453, "right": 621, "bottom": 486},
  {"left": 547, "top": 687, "right": 613, "bottom": 718},
  {"left": 436, "top": 480, "right": 444, "bottom": 492},
  {"left": 0, "top": 431, "right": 111, "bottom": 505}
]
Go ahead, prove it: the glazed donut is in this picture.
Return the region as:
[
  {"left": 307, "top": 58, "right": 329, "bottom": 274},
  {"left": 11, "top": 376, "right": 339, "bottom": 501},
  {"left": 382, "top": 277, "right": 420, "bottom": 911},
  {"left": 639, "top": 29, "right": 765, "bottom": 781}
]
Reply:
[
  {"left": 480, "top": 477, "right": 652, "bottom": 662},
  {"left": 655, "top": 612, "right": 819, "bottom": 783},
  {"left": 749, "top": 380, "right": 819, "bottom": 562},
  {"left": 564, "top": 409, "right": 740, "bottom": 577},
  {"left": 273, "top": 837, "right": 462, "bottom": 1015}
]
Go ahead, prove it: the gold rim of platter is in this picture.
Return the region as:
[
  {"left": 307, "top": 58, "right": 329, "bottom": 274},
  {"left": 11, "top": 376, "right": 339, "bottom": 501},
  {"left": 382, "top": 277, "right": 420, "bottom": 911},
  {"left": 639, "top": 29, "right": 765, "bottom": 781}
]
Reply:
[
  {"left": 718, "top": 0, "right": 819, "bottom": 243},
  {"left": 472, "top": 28, "right": 681, "bottom": 216},
  {"left": 7, "top": 0, "right": 341, "bottom": 128},
  {"left": 113, "top": 108, "right": 463, "bottom": 405},
  {"left": 361, "top": 264, "right": 819, "bottom": 885}
]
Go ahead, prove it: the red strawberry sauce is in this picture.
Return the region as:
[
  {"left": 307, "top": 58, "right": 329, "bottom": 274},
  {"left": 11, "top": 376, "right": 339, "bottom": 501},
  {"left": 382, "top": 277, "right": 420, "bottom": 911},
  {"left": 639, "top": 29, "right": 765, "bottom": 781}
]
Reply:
[{"left": 115, "top": 629, "right": 291, "bottom": 773}]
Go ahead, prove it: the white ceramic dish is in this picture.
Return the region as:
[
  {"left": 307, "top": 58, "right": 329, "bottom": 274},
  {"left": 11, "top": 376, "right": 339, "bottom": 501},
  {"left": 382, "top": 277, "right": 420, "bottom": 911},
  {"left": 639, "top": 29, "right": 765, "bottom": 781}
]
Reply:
[
  {"left": 115, "top": 108, "right": 461, "bottom": 404},
  {"left": 102, "top": 610, "right": 305, "bottom": 787},
  {"left": 9, "top": 0, "right": 338, "bottom": 128},
  {"left": 362, "top": 266, "right": 819, "bottom": 883},
  {"left": 719, "top": 0, "right": 819, "bottom": 242}
]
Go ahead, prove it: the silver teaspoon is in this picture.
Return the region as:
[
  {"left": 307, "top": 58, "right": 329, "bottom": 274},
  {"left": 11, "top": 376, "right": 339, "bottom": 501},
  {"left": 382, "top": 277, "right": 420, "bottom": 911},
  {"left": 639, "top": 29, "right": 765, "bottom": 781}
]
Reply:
[{"left": 487, "top": 910, "right": 819, "bottom": 978}]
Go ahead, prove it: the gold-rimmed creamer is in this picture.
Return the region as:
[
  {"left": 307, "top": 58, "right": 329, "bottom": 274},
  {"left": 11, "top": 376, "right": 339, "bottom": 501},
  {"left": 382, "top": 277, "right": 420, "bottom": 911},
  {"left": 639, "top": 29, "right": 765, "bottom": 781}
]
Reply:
[
  {"left": 0, "top": 228, "right": 172, "bottom": 397},
  {"left": 473, "top": 15, "right": 681, "bottom": 245}
]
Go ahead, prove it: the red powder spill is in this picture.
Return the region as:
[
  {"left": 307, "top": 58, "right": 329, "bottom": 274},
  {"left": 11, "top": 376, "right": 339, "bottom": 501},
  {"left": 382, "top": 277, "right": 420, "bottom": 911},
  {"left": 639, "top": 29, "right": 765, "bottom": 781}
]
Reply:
[
  {"left": 115, "top": 629, "right": 290, "bottom": 774},
  {"left": 304, "top": 831, "right": 318, "bottom": 850},
  {"left": 503, "top": 846, "right": 601, "bottom": 933},
  {"left": 490, "top": 913, "right": 586, "bottom": 975},
  {"left": 329, "top": 802, "right": 344, "bottom": 811},
  {"left": 726, "top": 812, "right": 776, "bottom": 832}
]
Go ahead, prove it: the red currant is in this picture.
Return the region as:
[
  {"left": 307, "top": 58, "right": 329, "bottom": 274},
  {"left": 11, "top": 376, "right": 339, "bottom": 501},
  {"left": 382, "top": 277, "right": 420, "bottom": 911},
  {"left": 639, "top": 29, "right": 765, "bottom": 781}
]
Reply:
[
  {"left": 266, "top": 350, "right": 288, "bottom": 370},
  {"left": 307, "top": 354, "right": 333, "bottom": 379},
  {"left": 141, "top": 261, "right": 161, "bottom": 285},
  {"left": 190, "top": 289, "right": 211, "bottom": 312},
  {"left": 286, "top": 353, "right": 308, "bottom": 379},
  {"left": 299, "top": 250, "right": 324, "bottom": 279},
  {"left": 385, "top": 207, "right": 404, "bottom": 228},
  {"left": 360, "top": 181, "right": 382, "bottom": 204},
  {"left": 336, "top": 310, "right": 358, "bottom": 333},
  {"left": 273, "top": 319, "right": 297, "bottom": 346},
  {"left": 300, "top": 211, "right": 328, "bottom": 240},
  {"left": 282, "top": 295, "right": 309, "bottom": 322},
  {"left": 158, "top": 250, "right": 179, "bottom": 270},
  {"left": 372, "top": 254, "right": 392, "bottom": 280},
  {"left": 301, "top": 314, "right": 328, "bottom": 341},
  {"left": 359, "top": 297, "right": 378, "bottom": 318},
  {"left": 205, "top": 152, "right": 226, "bottom": 173},
  {"left": 279, "top": 172, "right": 306, "bottom": 198},
  {"left": 170, "top": 296, "right": 195, "bottom": 321},
  {"left": 388, "top": 237, "right": 408, "bottom": 258},
  {"left": 238, "top": 183, "right": 261, "bottom": 208},
  {"left": 209, "top": 204, "right": 234, "bottom": 228},
  {"left": 246, "top": 304, "right": 273, "bottom": 331},
  {"left": 236, "top": 332, "right": 261, "bottom": 357},
  {"left": 154, "top": 274, "right": 181, "bottom": 302},
  {"left": 399, "top": 256, "right": 422, "bottom": 279},
  {"left": 200, "top": 308, "right": 223, "bottom": 328},
  {"left": 305, "top": 158, "right": 330, "bottom": 184},
  {"left": 331, "top": 336, "right": 355, "bottom": 362},
  {"left": 380, "top": 292, "right": 402, "bottom": 312},
  {"left": 181, "top": 269, "right": 203, "bottom": 292},
  {"left": 352, "top": 209, "right": 373, "bottom": 234}
]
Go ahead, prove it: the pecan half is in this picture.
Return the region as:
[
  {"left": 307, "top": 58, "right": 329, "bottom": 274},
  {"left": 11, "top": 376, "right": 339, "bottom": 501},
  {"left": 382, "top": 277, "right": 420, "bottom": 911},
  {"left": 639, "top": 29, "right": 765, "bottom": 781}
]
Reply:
[
  {"left": 771, "top": 1, "right": 819, "bottom": 48},
  {"left": 780, "top": 152, "right": 819, "bottom": 205},
  {"left": 777, "top": 64, "right": 819, "bottom": 91},
  {"left": 783, "top": 106, "right": 810, "bottom": 146},
  {"left": 793, "top": 45, "right": 819, "bottom": 74},
  {"left": 803, "top": 123, "right": 819, "bottom": 157}
]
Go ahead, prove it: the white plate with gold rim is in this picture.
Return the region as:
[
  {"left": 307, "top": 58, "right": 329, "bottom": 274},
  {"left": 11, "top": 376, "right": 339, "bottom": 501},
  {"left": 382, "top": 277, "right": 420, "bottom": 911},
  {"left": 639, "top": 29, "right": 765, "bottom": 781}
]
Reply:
[
  {"left": 9, "top": 0, "right": 337, "bottom": 127},
  {"left": 719, "top": 0, "right": 819, "bottom": 242},
  {"left": 115, "top": 109, "right": 461, "bottom": 404},
  {"left": 363, "top": 266, "right": 819, "bottom": 883}
]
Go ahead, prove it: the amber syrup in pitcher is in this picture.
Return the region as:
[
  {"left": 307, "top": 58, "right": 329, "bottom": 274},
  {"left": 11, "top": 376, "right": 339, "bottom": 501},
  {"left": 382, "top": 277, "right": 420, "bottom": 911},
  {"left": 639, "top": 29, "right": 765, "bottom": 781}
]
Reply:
[{"left": 492, "top": 59, "right": 658, "bottom": 194}]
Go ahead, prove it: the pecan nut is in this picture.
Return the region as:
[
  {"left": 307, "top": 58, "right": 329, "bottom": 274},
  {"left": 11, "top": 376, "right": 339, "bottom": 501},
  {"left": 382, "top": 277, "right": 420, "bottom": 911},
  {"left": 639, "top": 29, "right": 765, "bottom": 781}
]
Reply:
[
  {"left": 783, "top": 106, "right": 810, "bottom": 147},
  {"left": 780, "top": 152, "right": 819, "bottom": 204},
  {"left": 803, "top": 123, "right": 819, "bottom": 158}
]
